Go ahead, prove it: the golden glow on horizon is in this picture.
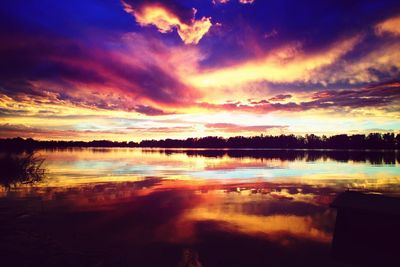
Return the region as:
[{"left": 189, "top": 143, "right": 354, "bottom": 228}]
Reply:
[{"left": 1, "top": 95, "right": 398, "bottom": 141}]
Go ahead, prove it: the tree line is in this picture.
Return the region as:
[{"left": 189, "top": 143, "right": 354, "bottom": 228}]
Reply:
[
  {"left": 140, "top": 133, "right": 399, "bottom": 149},
  {"left": 0, "top": 138, "right": 138, "bottom": 151},
  {"left": 0, "top": 133, "right": 399, "bottom": 151}
]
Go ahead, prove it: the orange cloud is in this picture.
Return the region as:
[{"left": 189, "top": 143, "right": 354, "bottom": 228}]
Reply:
[
  {"left": 188, "top": 35, "right": 361, "bottom": 92},
  {"left": 375, "top": 15, "right": 400, "bottom": 36},
  {"left": 122, "top": 1, "right": 212, "bottom": 44},
  {"left": 182, "top": 35, "right": 362, "bottom": 104}
]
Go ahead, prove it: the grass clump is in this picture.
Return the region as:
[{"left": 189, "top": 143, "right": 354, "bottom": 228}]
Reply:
[{"left": 0, "top": 152, "right": 46, "bottom": 188}]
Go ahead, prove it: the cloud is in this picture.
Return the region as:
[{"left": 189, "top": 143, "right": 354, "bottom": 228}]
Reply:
[
  {"left": 239, "top": 0, "right": 255, "bottom": 4},
  {"left": 375, "top": 15, "right": 400, "bottom": 37},
  {"left": 188, "top": 35, "right": 362, "bottom": 90},
  {"left": 122, "top": 1, "right": 212, "bottom": 44},
  {"left": 199, "top": 82, "right": 400, "bottom": 114},
  {"left": 133, "top": 105, "right": 174, "bottom": 116},
  {"left": 185, "top": 32, "right": 399, "bottom": 104},
  {"left": 269, "top": 94, "right": 292, "bottom": 102},
  {"left": 126, "top": 126, "right": 195, "bottom": 133},
  {"left": 177, "top": 17, "right": 213, "bottom": 45},
  {"left": 316, "top": 42, "right": 400, "bottom": 85},
  {"left": 305, "top": 82, "right": 400, "bottom": 110},
  {"left": 212, "top": 0, "right": 230, "bottom": 4},
  {"left": 205, "top": 123, "right": 287, "bottom": 133},
  {"left": 0, "top": 30, "right": 202, "bottom": 113},
  {"left": 0, "top": 124, "right": 128, "bottom": 140},
  {"left": 212, "top": 0, "right": 254, "bottom": 4}
]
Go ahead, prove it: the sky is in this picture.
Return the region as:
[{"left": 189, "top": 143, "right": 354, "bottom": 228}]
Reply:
[{"left": 0, "top": 0, "right": 399, "bottom": 141}]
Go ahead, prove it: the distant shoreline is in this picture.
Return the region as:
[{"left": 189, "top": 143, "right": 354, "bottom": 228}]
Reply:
[{"left": 1, "top": 133, "right": 399, "bottom": 150}]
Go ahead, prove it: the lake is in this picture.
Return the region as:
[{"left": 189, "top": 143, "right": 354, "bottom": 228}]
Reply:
[{"left": 1, "top": 148, "right": 399, "bottom": 266}]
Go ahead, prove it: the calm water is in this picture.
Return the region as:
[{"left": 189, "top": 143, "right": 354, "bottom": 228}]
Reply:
[{"left": 1, "top": 148, "right": 399, "bottom": 266}]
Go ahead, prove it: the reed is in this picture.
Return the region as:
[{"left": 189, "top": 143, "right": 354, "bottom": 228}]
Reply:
[{"left": 0, "top": 152, "right": 46, "bottom": 188}]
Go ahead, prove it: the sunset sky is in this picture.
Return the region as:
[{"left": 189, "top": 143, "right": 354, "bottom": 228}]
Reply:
[{"left": 1, "top": 0, "right": 399, "bottom": 141}]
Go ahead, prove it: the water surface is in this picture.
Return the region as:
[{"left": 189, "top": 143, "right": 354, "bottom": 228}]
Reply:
[{"left": 1, "top": 148, "right": 399, "bottom": 266}]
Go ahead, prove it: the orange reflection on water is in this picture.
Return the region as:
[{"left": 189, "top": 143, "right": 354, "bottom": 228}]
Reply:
[
  {"left": 1, "top": 177, "right": 336, "bottom": 245},
  {"left": 1, "top": 148, "right": 399, "bottom": 267},
  {"left": 186, "top": 209, "right": 332, "bottom": 243}
]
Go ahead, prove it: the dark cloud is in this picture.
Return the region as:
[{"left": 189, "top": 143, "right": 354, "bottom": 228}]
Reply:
[
  {"left": 0, "top": 107, "right": 29, "bottom": 117},
  {"left": 133, "top": 105, "right": 174, "bottom": 116},
  {"left": 305, "top": 82, "right": 400, "bottom": 109},
  {"left": 269, "top": 94, "right": 292, "bottom": 102},
  {"left": 200, "top": 82, "right": 400, "bottom": 113}
]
